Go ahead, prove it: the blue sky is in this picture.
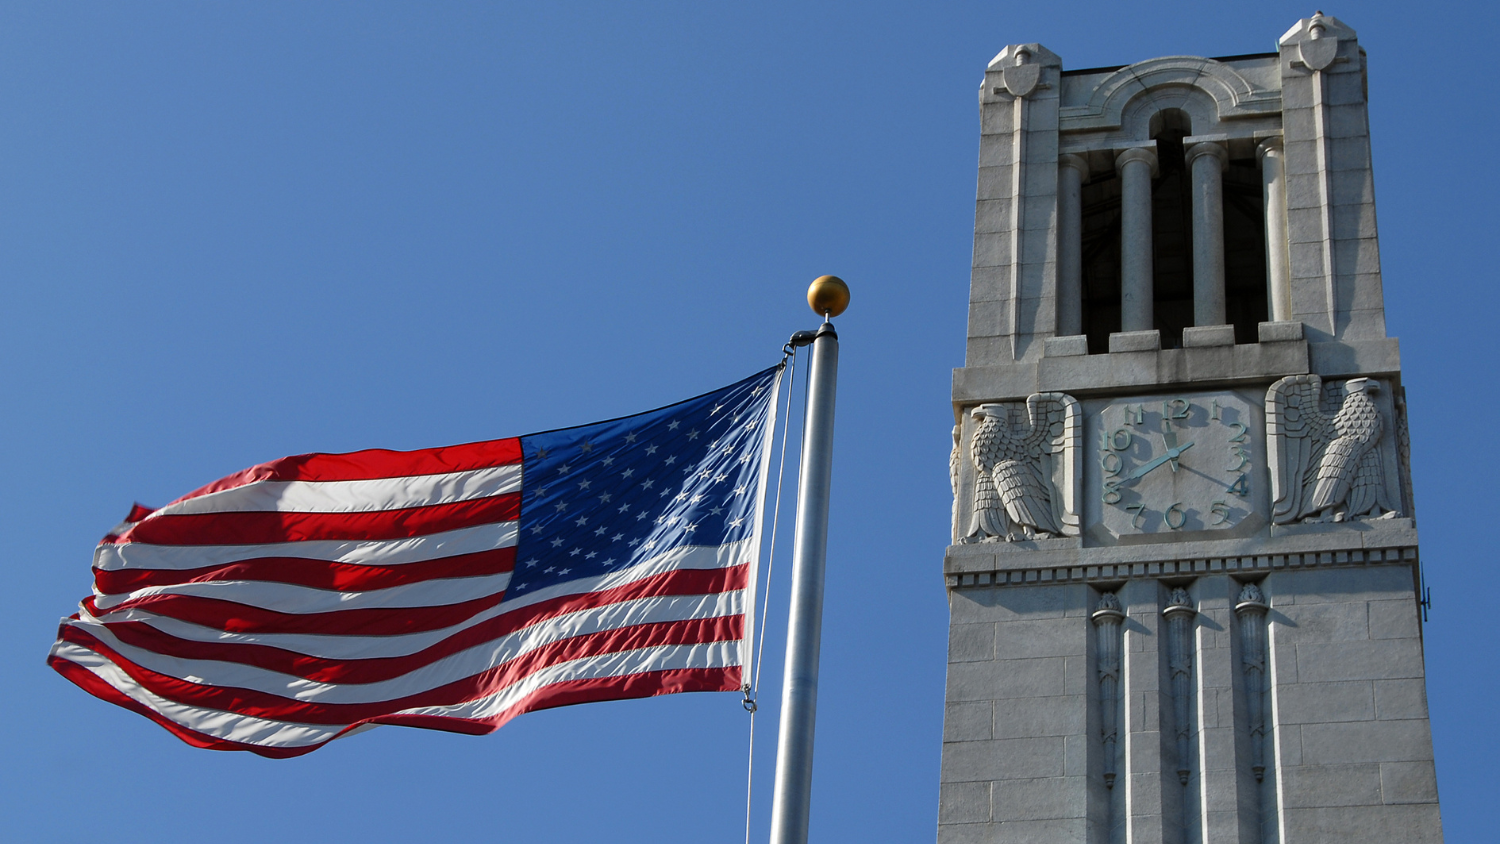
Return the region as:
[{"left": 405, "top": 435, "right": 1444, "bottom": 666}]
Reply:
[{"left": 2, "top": 2, "right": 1494, "bottom": 841}]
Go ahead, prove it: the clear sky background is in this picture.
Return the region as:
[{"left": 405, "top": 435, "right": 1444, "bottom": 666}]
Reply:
[{"left": 1, "top": 2, "right": 1494, "bottom": 841}]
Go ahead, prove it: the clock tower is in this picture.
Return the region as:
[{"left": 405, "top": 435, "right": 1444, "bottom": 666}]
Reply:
[{"left": 942, "top": 15, "right": 1443, "bottom": 843}]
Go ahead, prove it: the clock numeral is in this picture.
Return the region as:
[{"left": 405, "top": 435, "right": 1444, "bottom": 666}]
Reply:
[
  {"left": 1102, "top": 481, "right": 1122, "bottom": 505},
  {"left": 1226, "top": 447, "right": 1251, "bottom": 473},
  {"left": 1100, "top": 452, "right": 1123, "bottom": 477},
  {"left": 1161, "top": 398, "right": 1191, "bottom": 429},
  {"left": 1126, "top": 404, "right": 1144, "bottom": 426},
  {"left": 1163, "top": 502, "right": 1188, "bottom": 530},
  {"left": 1227, "top": 474, "right": 1250, "bottom": 498},
  {"left": 1108, "top": 428, "right": 1133, "bottom": 452},
  {"left": 1210, "top": 399, "right": 1221, "bottom": 421},
  {"left": 1210, "top": 500, "right": 1231, "bottom": 525},
  {"left": 1227, "top": 422, "right": 1248, "bottom": 443},
  {"left": 1126, "top": 503, "right": 1147, "bottom": 529}
]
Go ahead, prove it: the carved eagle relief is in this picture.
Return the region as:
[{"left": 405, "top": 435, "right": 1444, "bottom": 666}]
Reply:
[
  {"left": 963, "top": 392, "right": 1080, "bottom": 542},
  {"left": 1266, "top": 375, "right": 1400, "bottom": 524}
]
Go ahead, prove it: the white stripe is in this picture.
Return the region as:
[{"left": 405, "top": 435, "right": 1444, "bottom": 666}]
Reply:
[
  {"left": 50, "top": 639, "right": 737, "bottom": 749},
  {"left": 94, "top": 521, "right": 518, "bottom": 572},
  {"left": 89, "top": 571, "right": 513, "bottom": 614},
  {"left": 151, "top": 464, "right": 523, "bottom": 517},
  {"left": 63, "top": 590, "right": 742, "bottom": 703},
  {"left": 87, "top": 540, "right": 751, "bottom": 658}
]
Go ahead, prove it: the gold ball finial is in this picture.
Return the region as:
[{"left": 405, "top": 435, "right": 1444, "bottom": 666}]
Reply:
[{"left": 807, "top": 275, "right": 850, "bottom": 318}]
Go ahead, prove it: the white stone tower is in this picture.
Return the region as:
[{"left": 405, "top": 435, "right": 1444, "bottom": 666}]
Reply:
[{"left": 941, "top": 15, "right": 1443, "bottom": 843}]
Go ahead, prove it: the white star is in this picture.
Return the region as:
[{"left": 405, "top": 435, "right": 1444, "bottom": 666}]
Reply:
[
  {"left": 710, "top": 403, "right": 724, "bottom": 415},
  {"left": 739, "top": 453, "right": 752, "bottom": 464},
  {"left": 550, "top": 537, "right": 565, "bottom": 548},
  {"left": 621, "top": 468, "right": 635, "bottom": 479},
  {"left": 709, "top": 507, "right": 724, "bottom": 516},
  {"left": 598, "top": 492, "right": 612, "bottom": 504},
  {"left": 618, "top": 503, "right": 631, "bottom": 513},
  {"left": 523, "top": 558, "right": 539, "bottom": 567},
  {"left": 699, "top": 469, "right": 713, "bottom": 480},
  {"left": 594, "top": 525, "right": 607, "bottom": 536},
  {"left": 554, "top": 501, "right": 569, "bottom": 512},
  {"left": 629, "top": 538, "right": 641, "bottom": 546},
  {"left": 734, "top": 485, "right": 748, "bottom": 495},
  {"left": 513, "top": 583, "right": 527, "bottom": 591},
  {"left": 690, "top": 494, "right": 704, "bottom": 504},
  {"left": 534, "top": 486, "right": 549, "bottom": 497},
  {"left": 667, "top": 420, "right": 680, "bottom": 431},
  {"left": 569, "top": 547, "right": 582, "bottom": 557},
  {"left": 612, "top": 533, "right": 623, "bottom": 541},
  {"left": 645, "top": 444, "right": 659, "bottom": 455},
  {"left": 530, "top": 525, "right": 545, "bottom": 535},
  {"left": 602, "top": 558, "right": 615, "bottom": 566},
  {"left": 636, "top": 512, "right": 649, "bottom": 521},
  {"left": 578, "top": 479, "right": 592, "bottom": 490},
  {"left": 752, "top": 384, "right": 765, "bottom": 396},
  {"left": 664, "top": 455, "right": 676, "bottom": 465},
  {"left": 675, "top": 492, "right": 689, "bottom": 503},
  {"left": 660, "top": 488, "right": 671, "bottom": 497},
  {"left": 643, "top": 539, "right": 657, "bottom": 549},
  {"left": 684, "top": 522, "right": 698, "bottom": 533},
  {"left": 641, "top": 479, "right": 654, "bottom": 490},
  {"left": 730, "top": 517, "right": 745, "bottom": 527},
  {"left": 714, "top": 473, "right": 727, "bottom": 482},
  {"left": 746, "top": 420, "right": 758, "bottom": 430},
  {"left": 686, "top": 428, "right": 700, "bottom": 440},
  {"left": 584, "top": 551, "right": 598, "bottom": 560},
  {"left": 558, "top": 463, "right": 571, "bottom": 474},
  {"left": 534, "top": 447, "right": 550, "bottom": 459},
  {"left": 558, "top": 568, "right": 570, "bottom": 576},
  {"left": 545, "top": 566, "right": 556, "bottom": 573},
  {"left": 602, "top": 456, "right": 615, "bottom": 467},
  {"left": 574, "top": 515, "right": 589, "bottom": 526},
  {"left": 579, "top": 441, "right": 593, "bottom": 453},
  {"left": 624, "top": 432, "right": 638, "bottom": 444}
]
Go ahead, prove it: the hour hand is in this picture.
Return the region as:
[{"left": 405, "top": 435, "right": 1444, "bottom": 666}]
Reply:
[{"left": 1123, "top": 441, "right": 1194, "bottom": 482}]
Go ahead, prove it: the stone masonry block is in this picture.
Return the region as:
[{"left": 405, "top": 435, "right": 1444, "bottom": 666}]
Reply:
[
  {"left": 1333, "top": 237, "right": 1381, "bottom": 276},
  {"left": 993, "top": 618, "right": 1084, "bottom": 660},
  {"left": 1336, "top": 307, "right": 1389, "bottom": 341},
  {"left": 1108, "top": 330, "right": 1160, "bottom": 353},
  {"left": 1334, "top": 270, "right": 1386, "bottom": 313},
  {"left": 944, "top": 701, "right": 993, "bottom": 742},
  {"left": 1288, "top": 206, "right": 1323, "bottom": 244},
  {"left": 973, "top": 232, "right": 1012, "bottom": 270},
  {"left": 939, "top": 781, "right": 992, "bottom": 823},
  {"left": 1269, "top": 565, "right": 1413, "bottom": 605},
  {"left": 979, "top": 136, "right": 1017, "bottom": 168},
  {"left": 992, "top": 695, "right": 1085, "bottom": 740},
  {"left": 980, "top": 103, "right": 1017, "bottom": 136},
  {"left": 1043, "top": 334, "right": 1088, "bottom": 356},
  {"left": 965, "top": 335, "right": 1015, "bottom": 368},
  {"left": 942, "top": 736, "right": 1066, "bottom": 781},
  {"left": 948, "top": 583, "right": 1077, "bottom": 623},
  {"left": 1284, "top": 601, "right": 1371, "bottom": 642},
  {"left": 1380, "top": 760, "right": 1439, "bottom": 805},
  {"left": 1286, "top": 172, "right": 1321, "bottom": 210},
  {"left": 1328, "top": 136, "right": 1373, "bottom": 173},
  {"left": 1331, "top": 168, "right": 1376, "bottom": 206},
  {"left": 1182, "top": 324, "right": 1235, "bottom": 347},
  {"left": 1368, "top": 599, "right": 1419, "bottom": 640},
  {"left": 969, "top": 264, "right": 1005, "bottom": 302},
  {"left": 977, "top": 165, "right": 1015, "bottom": 201},
  {"left": 1326, "top": 103, "right": 1368, "bottom": 139},
  {"left": 1299, "top": 718, "right": 1434, "bottom": 765},
  {"left": 936, "top": 821, "right": 1000, "bottom": 844},
  {"left": 1281, "top": 804, "right": 1443, "bottom": 844},
  {"left": 994, "top": 817, "right": 1089, "bottom": 844},
  {"left": 1280, "top": 763, "right": 1383, "bottom": 808},
  {"left": 1374, "top": 679, "right": 1430, "bottom": 721},
  {"left": 975, "top": 199, "right": 1011, "bottom": 234},
  {"left": 949, "top": 622, "right": 997, "bottom": 662},
  {"left": 1275, "top": 680, "right": 1374, "bottom": 725},
  {"left": 994, "top": 777, "right": 1087, "bottom": 822},
  {"left": 1281, "top": 106, "right": 1316, "bottom": 143},
  {"left": 1289, "top": 241, "right": 1325, "bottom": 280},
  {"left": 1295, "top": 639, "right": 1424, "bottom": 682},
  {"left": 1258, "top": 321, "right": 1305, "bottom": 342},
  {"left": 946, "top": 656, "right": 1067, "bottom": 702},
  {"left": 967, "top": 300, "right": 1009, "bottom": 340},
  {"left": 1331, "top": 201, "right": 1378, "bottom": 240},
  {"left": 1062, "top": 733, "right": 1087, "bottom": 778}
]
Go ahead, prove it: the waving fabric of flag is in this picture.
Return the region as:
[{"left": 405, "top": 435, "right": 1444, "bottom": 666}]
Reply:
[{"left": 48, "top": 365, "right": 783, "bottom": 757}]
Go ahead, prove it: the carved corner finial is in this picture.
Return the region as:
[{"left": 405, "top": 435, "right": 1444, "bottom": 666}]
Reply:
[
  {"left": 1163, "top": 587, "right": 1195, "bottom": 619},
  {"left": 1236, "top": 582, "right": 1268, "bottom": 614},
  {"left": 1092, "top": 591, "right": 1124, "bottom": 623}
]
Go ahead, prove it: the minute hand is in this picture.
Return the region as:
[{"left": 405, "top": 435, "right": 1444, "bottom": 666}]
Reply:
[{"left": 1123, "top": 441, "right": 1194, "bottom": 482}]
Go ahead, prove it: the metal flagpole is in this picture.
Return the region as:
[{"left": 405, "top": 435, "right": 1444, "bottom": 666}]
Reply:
[{"left": 768, "top": 276, "right": 848, "bottom": 844}]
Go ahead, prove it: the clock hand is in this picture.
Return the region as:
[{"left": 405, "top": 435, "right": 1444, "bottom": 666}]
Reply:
[{"left": 1123, "top": 441, "right": 1195, "bottom": 482}]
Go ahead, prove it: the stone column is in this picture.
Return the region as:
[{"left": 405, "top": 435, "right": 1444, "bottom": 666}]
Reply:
[
  {"left": 1057, "top": 154, "right": 1089, "bottom": 337},
  {"left": 1258, "top": 137, "right": 1291, "bottom": 322},
  {"left": 1092, "top": 591, "right": 1125, "bottom": 790},
  {"left": 1116, "top": 147, "right": 1158, "bottom": 332},
  {"left": 1186, "top": 142, "right": 1228, "bottom": 326},
  {"left": 1234, "top": 583, "right": 1269, "bottom": 783}
]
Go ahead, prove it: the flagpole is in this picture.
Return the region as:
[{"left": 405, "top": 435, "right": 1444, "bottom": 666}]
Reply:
[{"left": 768, "top": 276, "right": 848, "bottom": 844}]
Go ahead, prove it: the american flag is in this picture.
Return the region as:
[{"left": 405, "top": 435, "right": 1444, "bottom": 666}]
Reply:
[{"left": 49, "top": 365, "right": 783, "bottom": 757}]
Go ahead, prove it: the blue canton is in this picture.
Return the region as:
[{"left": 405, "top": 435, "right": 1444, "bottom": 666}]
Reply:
[{"left": 508, "top": 366, "right": 783, "bottom": 597}]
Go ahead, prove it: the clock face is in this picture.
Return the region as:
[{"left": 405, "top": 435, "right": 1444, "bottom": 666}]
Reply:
[{"left": 1084, "top": 389, "right": 1268, "bottom": 542}]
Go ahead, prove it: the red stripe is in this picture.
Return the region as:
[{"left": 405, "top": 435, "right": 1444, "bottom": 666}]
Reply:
[
  {"left": 111, "top": 492, "right": 520, "bottom": 546},
  {"left": 168, "top": 438, "right": 524, "bottom": 504},
  {"left": 49, "top": 657, "right": 735, "bottom": 758},
  {"left": 56, "top": 615, "right": 741, "bottom": 725},
  {"left": 86, "top": 563, "right": 746, "bottom": 642},
  {"left": 93, "top": 547, "right": 517, "bottom": 595}
]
